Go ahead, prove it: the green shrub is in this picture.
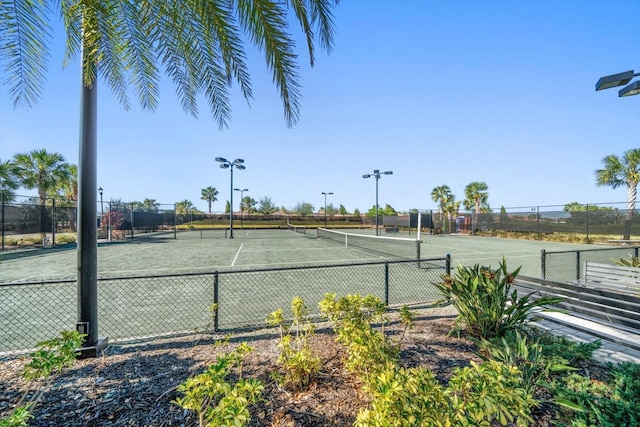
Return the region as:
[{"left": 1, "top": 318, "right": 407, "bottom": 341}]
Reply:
[
  {"left": 434, "top": 259, "right": 564, "bottom": 339},
  {"left": 266, "top": 297, "right": 320, "bottom": 391},
  {"left": 174, "top": 342, "right": 263, "bottom": 427},
  {"left": 354, "top": 352, "right": 535, "bottom": 426},
  {"left": 1, "top": 330, "right": 84, "bottom": 426},
  {"left": 479, "top": 331, "right": 576, "bottom": 397},
  {"left": 554, "top": 362, "right": 640, "bottom": 427},
  {"left": 614, "top": 255, "right": 640, "bottom": 267},
  {"left": 54, "top": 234, "right": 76, "bottom": 244}
]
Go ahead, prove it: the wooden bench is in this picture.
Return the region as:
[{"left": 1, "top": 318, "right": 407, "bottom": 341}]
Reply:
[{"left": 581, "top": 261, "right": 640, "bottom": 294}]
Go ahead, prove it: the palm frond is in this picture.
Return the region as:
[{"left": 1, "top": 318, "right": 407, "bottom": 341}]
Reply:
[{"left": 0, "top": 0, "right": 52, "bottom": 108}]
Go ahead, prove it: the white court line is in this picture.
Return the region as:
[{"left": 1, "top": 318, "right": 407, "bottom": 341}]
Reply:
[{"left": 231, "top": 244, "right": 244, "bottom": 266}]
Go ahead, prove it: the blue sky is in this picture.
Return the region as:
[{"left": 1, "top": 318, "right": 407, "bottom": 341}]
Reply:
[{"left": 1, "top": 0, "right": 639, "bottom": 214}]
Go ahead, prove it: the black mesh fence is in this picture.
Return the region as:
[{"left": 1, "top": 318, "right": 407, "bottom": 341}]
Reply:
[
  {"left": 542, "top": 246, "right": 640, "bottom": 282},
  {"left": 0, "top": 257, "right": 450, "bottom": 354},
  {"left": 461, "top": 203, "right": 640, "bottom": 239}
]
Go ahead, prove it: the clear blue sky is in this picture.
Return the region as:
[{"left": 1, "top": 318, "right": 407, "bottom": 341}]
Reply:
[{"left": 1, "top": 0, "right": 639, "bottom": 214}]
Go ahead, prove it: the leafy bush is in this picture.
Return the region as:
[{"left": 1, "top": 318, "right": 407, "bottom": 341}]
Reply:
[
  {"left": 614, "top": 255, "right": 640, "bottom": 267},
  {"left": 54, "top": 234, "right": 76, "bottom": 244},
  {"left": 174, "top": 342, "right": 263, "bottom": 427},
  {"left": 553, "top": 362, "right": 640, "bottom": 427},
  {"left": 1, "top": 330, "right": 85, "bottom": 426},
  {"left": 267, "top": 297, "right": 320, "bottom": 390},
  {"left": 434, "top": 259, "right": 564, "bottom": 339}
]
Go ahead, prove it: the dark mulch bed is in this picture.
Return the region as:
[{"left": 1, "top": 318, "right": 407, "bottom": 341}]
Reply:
[{"left": 0, "top": 305, "right": 605, "bottom": 426}]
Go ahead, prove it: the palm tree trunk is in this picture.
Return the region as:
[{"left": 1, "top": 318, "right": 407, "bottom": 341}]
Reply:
[{"left": 624, "top": 185, "right": 637, "bottom": 240}]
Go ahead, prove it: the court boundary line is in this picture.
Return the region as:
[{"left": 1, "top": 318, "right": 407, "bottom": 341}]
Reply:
[{"left": 231, "top": 244, "right": 244, "bottom": 266}]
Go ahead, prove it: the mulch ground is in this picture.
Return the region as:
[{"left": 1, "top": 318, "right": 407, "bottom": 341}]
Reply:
[{"left": 0, "top": 305, "right": 603, "bottom": 426}]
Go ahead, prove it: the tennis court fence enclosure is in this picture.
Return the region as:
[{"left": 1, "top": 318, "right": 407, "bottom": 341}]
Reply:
[
  {"left": 0, "top": 257, "right": 451, "bottom": 354},
  {"left": 4, "top": 196, "right": 640, "bottom": 251}
]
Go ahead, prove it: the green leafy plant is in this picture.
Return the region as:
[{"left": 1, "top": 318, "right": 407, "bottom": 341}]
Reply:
[
  {"left": 267, "top": 297, "right": 320, "bottom": 391},
  {"left": 479, "top": 331, "right": 577, "bottom": 405},
  {"left": 319, "top": 293, "right": 400, "bottom": 377},
  {"left": 553, "top": 362, "right": 640, "bottom": 427},
  {"left": 191, "top": 303, "right": 219, "bottom": 348},
  {"left": 353, "top": 347, "right": 536, "bottom": 426},
  {"left": 174, "top": 342, "right": 263, "bottom": 427},
  {"left": 614, "top": 255, "right": 640, "bottom": 267},
  {"left": 434, "top": 259, "right": 564, "bottom": 339},
  {"left": 1, "top": 330, "right": 84, "bottom": 426}
]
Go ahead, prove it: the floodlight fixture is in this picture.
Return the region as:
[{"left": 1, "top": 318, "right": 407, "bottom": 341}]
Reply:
[
  {"left": 363, "top": 169, "right": 394, "bottom": 236},
  {"left": 620, "top": 80, "right": 640, "bottom": 97},
  {"left": 216, "top": 156, "right": 247, "bottom": 238},
  {"left": 596, "top": 70, "right": 636, "bottom": 91},
  {"left": 596, "top": 69, "right": 640, "bottom": 97}
]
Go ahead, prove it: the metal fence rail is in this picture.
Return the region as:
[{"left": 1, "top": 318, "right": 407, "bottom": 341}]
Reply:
[
  {"left": 541, "top": 246, "right": 640, "bottom": 282},
  {"left": 0, "top": 257, "right": 450, "bottom": 354}
]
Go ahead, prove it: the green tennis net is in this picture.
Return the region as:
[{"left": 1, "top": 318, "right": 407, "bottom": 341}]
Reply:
[{"left": 316, "top": 228, "right": 421, "bottom": 260}]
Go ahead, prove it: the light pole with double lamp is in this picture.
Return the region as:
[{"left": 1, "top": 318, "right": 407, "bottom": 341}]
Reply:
[
  {"left": 362, "top": 170, "right": 393, "bottom": 236},
  {"left": 234, "top": 188, "right": 249, "bottom": 229},
  {"left": 596, "top": 69, "right": 640, "bottom": 97},
  {"left": 321, "top": 192, "right": 333, "bottom": 228},
  {"left": 216, "top": 157, "right": 245, "bottom": 238}
]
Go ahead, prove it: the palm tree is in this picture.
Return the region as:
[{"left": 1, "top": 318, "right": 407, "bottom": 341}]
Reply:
[
  {"left": 2, "top": 0, "right": 339, "bottom": 351},
  {"left": 0, "top": 159, "right": 20, "bottom": 203},
  {"left": 61, "top": 164, "right": 79, "bottom": 204},
  {"left": 175, "top": 200, "right": 194, "bottom": 216},
  {"left": 12, "top": 149, "right": 71, "bottom": 205},
  {"left": 596, "top": 148, "right": 640, "bottom": 240},
  {"left": 431, "top": 185, "right": 453, "bottom": 232},
  {"left": 463, "top": 181, "right": 489, "bottom": 214},
  {"left": 463, "top": 181, "right": 489, "bottom": 235},
  {"left": 201, "top": 187, "right": 219, "bottom": 214}
]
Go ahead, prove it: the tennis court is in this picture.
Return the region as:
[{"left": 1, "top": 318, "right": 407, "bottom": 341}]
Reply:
[
  {"left": 1, "top": 229, "right": 600, "bottom": 282},
  {"left": 1, "top": 229, "right": 610, "bottom": 352}
]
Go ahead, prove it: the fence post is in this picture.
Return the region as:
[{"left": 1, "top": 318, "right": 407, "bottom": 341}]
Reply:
[
  {"left": 635, "top": 247, "right": 639, "bottom": 259},
  {"left": 384, "top": 262, "right": 389, "bottom": 306},
  {"left": 446, "top": 254, "right": 451, "bottom": 276},
  {"left": 541, "top": 249, "right": 546, "bottom": 280},
  {"left": 52, "top": 198, "right": 56, "bottom": 246},
  {"left": 576, "top": 251, "right": 581, "bottom": 281},
  {"left": 586, "top": 204, "right": 590, "bottom": 243},
  {"left": 214, "top": 271, "right": 219, "bottom": 332}
]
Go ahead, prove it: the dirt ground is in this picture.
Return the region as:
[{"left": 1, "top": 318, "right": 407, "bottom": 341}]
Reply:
[{"left": 0, "top": 305, "right": 601, "bottom": 426}]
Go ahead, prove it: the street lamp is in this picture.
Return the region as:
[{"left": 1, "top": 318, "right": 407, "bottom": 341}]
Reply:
[
  {"left": 216, "top": 157, "right": 245, "bottom": 238},
  {"left": 362, "top": 169, "right": 393, "bottom": 236},
  {"left": 596, "top": 69, "right": 640, "bottom": 97},
  {"left": 98, "top": 187, "right": 103, "bottom": 225},
  {"left": 234, "top": 188, "right": 249, "bottom": 230},
  {"left": 321, "top": 192, "right": 333, "bottom": 228}
]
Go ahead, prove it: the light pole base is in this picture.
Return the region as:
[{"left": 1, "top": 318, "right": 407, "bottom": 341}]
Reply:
[{"left": 77, "top": 337, "right": 109, "bottom": 359}]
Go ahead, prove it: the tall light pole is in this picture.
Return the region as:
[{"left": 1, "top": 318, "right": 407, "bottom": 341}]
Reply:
[
  {"left": 363, "top": 169, "right": 393, "bottom": 236},
  {"left": 596, "top": 69, "right": 640, "bottom": 97},
  {"left": 234, "top": 188, "right": 249, "bottom": 230},
  {"left": 216, "top": 157, "right": 245, "bottom": 238},
  {"left": 321, "top": 192, "right": 333, "bottom": 228},
  {"left": 98, "top": 187, "right": 103, "bottom": 225}
]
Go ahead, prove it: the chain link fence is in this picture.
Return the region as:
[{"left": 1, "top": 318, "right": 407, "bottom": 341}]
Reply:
[
  {"left": 0, "top": 257, "right": 450, "bottom": 354},
  {"left": 541, "top": 246, "right": 640, "bottom": 282}
]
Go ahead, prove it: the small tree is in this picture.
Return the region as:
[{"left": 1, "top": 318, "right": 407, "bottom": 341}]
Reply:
[
  {"left": 258, "top": 196, "right": 277, "bottom": 214},
  {"left": 293, "top": 201, "right": 315, "bottom": 216}
]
